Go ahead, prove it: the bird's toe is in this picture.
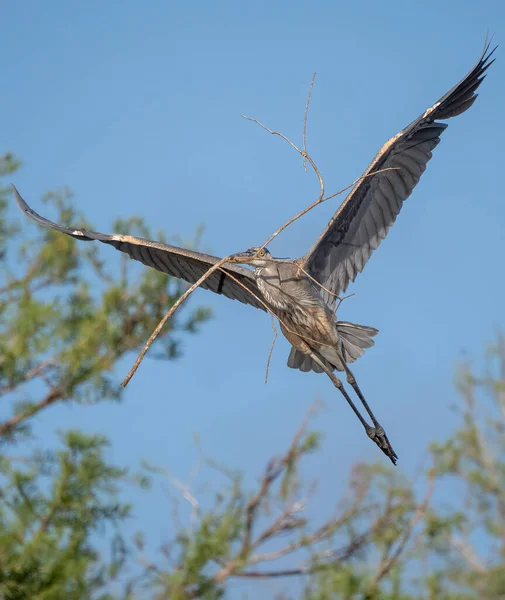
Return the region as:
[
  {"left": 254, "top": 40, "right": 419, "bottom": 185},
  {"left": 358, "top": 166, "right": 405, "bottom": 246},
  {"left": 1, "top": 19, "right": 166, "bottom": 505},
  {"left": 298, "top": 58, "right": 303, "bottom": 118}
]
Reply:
[{"left": 367, "top": 425, "right": 398, "bottom": 465}]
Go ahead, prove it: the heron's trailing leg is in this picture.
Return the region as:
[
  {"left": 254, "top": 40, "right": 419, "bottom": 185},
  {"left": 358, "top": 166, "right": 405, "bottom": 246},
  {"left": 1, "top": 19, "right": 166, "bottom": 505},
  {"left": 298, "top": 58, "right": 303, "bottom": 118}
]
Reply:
[
  {"left": 307, "top": 351, "right": 397, "bottom": 465},
  {"left": 306, "top": 351, "right": 370, "bottom": 427},
  {"left": 343, "top": 365, "right": 398, "bottom": 464}
]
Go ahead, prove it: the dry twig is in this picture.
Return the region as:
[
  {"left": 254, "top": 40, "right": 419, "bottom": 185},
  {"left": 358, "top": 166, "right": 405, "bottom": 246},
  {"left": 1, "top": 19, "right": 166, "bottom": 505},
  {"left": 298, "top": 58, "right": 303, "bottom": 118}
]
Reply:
[
  {"left": 264, "top": 315, "right": 278, "bottom": 384},
  {"left": 367, "top": 470, "right": 436, "bottom": 589},
  {"left": 122, "top": 75, "right": 399, "bottom": 385},
  {"left": 240, "top": 405, "right": 316, "bottom": 556},
  {"left": 241, "top": 112, "right": 399, "bottom": 255},
  {"left": 205, "top": 407, "right": 408, "bottom": 584},
  {"left": 121, "top": 256, "right": 233, "bottom": 387},
  {"left": 292, "top": 260, "right": 341, "bottom": 299},
  {"left": 303, "top": 73, "right": 316, "bottom": 171},
  {"left": 335, "top": 293, "right": 356, "bottom": 312},
  {"left": 449, "top": 535, "right": 487, "bottom": 573}
]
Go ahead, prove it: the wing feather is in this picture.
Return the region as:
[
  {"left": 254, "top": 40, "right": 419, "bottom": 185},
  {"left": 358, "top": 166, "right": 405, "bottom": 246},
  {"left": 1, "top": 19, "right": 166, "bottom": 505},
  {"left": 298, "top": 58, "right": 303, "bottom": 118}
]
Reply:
[
  {"left": 304, "top": 42, "right": 496, "bottom": 305},
  {"left": 13, "top": 186, "right": 267, "bottom": 311}
]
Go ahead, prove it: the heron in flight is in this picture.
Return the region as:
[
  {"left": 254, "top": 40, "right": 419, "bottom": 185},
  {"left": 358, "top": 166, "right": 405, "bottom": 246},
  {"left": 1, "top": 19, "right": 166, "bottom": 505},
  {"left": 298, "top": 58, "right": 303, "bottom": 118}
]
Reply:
[{"left": 13, "top": 43, "right": 496, "bottom": 464}]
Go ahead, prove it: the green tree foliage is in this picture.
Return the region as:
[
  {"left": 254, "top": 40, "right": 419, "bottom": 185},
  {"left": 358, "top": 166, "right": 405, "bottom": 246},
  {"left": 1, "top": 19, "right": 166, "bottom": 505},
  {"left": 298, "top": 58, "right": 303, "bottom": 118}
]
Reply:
[
  {"left": 133, "top": 433, "right": 413, "bottom": 598},
  {"left": 0, "top": 153, "right": 211, "bottom": 598},
  {"left": 301, "top": 338, "right": 505, "bottom": 600},
  {"left": 0, "top": 155, "right": 211, "bottom": 440},
  {"left": 424, "top": 335, "right": 505, "bottom": 600},
  {"left": 3, "top": 151, "right": 505, "bottom": 599},
  {"left": 0, "top": 431, "right": 127, "bottom": 600}
]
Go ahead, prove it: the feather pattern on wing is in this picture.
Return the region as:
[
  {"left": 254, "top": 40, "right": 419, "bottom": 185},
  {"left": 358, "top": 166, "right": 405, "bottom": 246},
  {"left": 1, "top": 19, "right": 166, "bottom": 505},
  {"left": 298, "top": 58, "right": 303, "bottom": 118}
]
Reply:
[
  {"left": 13, "top": 187, "right": 267, "bottom": 311},
  {"left": 303, "top": 42, "right": 496, "bottom": 306}
]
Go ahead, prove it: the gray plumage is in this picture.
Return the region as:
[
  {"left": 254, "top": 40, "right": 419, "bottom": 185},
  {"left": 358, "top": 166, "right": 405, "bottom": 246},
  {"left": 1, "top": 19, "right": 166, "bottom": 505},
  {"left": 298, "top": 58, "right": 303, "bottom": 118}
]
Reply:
[{"left": 13, "top": 41, "right": 496, "bottom": 465}]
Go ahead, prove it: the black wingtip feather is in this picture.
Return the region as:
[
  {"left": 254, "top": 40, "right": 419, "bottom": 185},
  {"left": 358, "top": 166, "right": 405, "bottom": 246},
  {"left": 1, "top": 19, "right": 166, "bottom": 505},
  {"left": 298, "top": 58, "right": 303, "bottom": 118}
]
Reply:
[
  {"left": 12, "top": 184, "right": 96, "bottom": 241},
  {"left": 432, "top": 41, "right": 497, "bottom": 121},
  {"left": 12, "top": 184, "right": 28, "bottom": 213}
]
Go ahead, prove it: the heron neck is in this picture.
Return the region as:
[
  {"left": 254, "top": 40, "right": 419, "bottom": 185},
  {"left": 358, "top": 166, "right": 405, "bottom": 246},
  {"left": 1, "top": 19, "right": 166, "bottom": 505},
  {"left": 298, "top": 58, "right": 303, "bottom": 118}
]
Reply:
[{"left": 254, "top": 262, "right": 279, "bottom": 281}]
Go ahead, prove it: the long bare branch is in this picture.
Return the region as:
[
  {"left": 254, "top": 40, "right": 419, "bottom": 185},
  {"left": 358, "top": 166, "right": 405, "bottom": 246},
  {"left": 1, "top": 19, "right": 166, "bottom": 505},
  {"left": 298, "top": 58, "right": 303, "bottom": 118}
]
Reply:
[
  {"left": 219, "top": 269, "right": 340, "bottom": 352},
  {"left": 303, "top": 73, "right": 316, "bottom": 171},
  {"left": 0, "top": 357, "right": 57, "bottom": 397},
  {"left": 241, "top": 114, "right": 324, "bottom": 249},
  {"left": 121, "top": 255, "right": 234, "bottom": 387},
  {"left": 291, "top": 260, "right": 341, "bottom": 299},
  {"left": 124, "top": 92, "right": 398, "bottom": 385},
  {"left": 261, "top": 166, "right": 400, "bottom": 254},
  {"left": 240, "top": 406, "right": 316, "bottom": 556},
  {"left": 264, "top": 315, "right": 278, "bottom": 384},
  {"left": 449, "top": 535, "right": 487, "bottom": 573},
  {"left": 242, "top": 111, "right": 399, "bottom": 253},
  {"left": 0, "top": 386, "right": 64, "bottom": 437},
  {"left": 368, "top": 471, "right": 436, "bottom": 589}
]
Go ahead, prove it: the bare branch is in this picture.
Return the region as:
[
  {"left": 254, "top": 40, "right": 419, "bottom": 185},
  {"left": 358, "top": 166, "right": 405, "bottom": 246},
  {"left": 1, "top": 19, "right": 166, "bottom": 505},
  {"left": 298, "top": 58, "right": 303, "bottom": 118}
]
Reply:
[
  {"left": 0, "top": 357, "right": 57, "bottom": 397},
  {"left": 261, "top": 166, "right": 398, "bottom": 254},
  {"left": 240, "top": 406, "right": 316, "bottom": 556},
  {"left": 246, "top": 475, "right": 379, "bottom": 569},
  {"left": 264, "top": 315, "right": 278, "bottom": 384},
  {"left": 242, "top": 110, "right": 399, "bottom": 254},
  {"left": 241, "top": 115, "right": 303, "bottom": 154},
  {"left": 124, "top": 90, "right": 400, "bottom": 385},
  {"left": 292, "top": 260, "right": 341, "bottom": 299},
  {"left": 335, "top": 292, "right": 355, "bottom": 312},
  {"left": 0, "top": 386, "right": 63, "bottom": 437},
  {"left": 449, "top": 535, "right": 487, "bottom": 574},
  {"left": 303, "top": 73, "right": 316, "bottom": 171},
  {"left": 162, "top": 470, "right": 200, "bottom": 533},
  {"left": 368, "top": 470, "right": 436, "bottom": 588},
  {"left": 121, "top": 255, "right": 235, "bottom": 387},
  {"left": 221, "top": 269, "right": 340, "bottom": 353},
  {"left": 241, "top": 113, "right": 324, "bottom": 250}
]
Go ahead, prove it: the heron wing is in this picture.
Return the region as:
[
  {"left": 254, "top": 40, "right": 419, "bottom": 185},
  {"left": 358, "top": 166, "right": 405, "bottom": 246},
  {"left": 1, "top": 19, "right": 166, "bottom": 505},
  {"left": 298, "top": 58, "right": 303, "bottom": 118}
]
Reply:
[
  {"left": 13, "top": 186, "right": 267, "bottom": 312},
  {"left": 303, "top": 42, "right": 496, "bottom": 306}
]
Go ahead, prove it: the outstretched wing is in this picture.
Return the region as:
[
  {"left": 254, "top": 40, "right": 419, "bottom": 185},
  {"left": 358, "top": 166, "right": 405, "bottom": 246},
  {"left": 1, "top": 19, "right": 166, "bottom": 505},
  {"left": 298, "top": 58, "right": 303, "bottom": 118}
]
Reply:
[
  {"left": 303, "top": 41, "right": 496, "bottom": 306},
  {"left": 13, "top": 186, "right": 267, "bottom": 311}
]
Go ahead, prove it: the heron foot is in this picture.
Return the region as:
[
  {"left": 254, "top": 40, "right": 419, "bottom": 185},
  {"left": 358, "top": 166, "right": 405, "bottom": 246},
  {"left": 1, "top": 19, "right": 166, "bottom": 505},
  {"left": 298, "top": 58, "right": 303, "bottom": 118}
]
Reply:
[{"left": 365, "top": 425, "right": 398, "bottom": 465}]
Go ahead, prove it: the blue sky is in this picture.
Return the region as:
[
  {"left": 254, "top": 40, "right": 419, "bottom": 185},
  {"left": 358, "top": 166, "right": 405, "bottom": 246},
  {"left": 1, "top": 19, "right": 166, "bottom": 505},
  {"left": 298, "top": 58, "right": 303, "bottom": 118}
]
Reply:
[{"left": 3, "top": 0, "right": 505, "bottom": 594}]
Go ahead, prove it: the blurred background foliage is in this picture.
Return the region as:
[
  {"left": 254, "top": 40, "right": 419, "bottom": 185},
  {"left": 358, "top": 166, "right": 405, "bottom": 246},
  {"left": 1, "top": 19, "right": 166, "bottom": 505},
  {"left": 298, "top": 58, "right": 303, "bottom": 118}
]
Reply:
[{"left": 1, "top": 153, "right": 504, "bottom": 599}]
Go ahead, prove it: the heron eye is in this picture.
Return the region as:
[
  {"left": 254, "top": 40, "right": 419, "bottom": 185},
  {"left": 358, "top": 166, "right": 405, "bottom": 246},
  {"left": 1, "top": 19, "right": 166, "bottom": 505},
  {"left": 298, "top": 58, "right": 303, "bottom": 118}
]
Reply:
[{"left": 258, "top": 249, "right": 265, "bottom": 257}]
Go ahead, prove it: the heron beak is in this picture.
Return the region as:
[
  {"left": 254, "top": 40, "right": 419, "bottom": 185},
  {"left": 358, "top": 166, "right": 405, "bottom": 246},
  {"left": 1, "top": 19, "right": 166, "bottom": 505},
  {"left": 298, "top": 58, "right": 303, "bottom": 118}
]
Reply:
[{"left": 230, "top": 250, "right": 255, "bottom": 263}]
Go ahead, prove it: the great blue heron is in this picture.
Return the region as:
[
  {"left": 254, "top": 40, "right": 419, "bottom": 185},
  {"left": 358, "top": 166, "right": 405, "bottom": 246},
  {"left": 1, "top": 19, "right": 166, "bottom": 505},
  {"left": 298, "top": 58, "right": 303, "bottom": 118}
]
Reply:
[{"left": 13, "top": 43, "right": 496, "bottom": 464}]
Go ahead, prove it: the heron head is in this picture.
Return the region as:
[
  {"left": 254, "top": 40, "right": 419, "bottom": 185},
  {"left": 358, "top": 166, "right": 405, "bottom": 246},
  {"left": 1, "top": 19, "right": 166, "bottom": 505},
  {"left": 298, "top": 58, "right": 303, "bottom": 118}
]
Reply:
[{"left": 233, "top": 246, "right": 273, "bottom": 266}]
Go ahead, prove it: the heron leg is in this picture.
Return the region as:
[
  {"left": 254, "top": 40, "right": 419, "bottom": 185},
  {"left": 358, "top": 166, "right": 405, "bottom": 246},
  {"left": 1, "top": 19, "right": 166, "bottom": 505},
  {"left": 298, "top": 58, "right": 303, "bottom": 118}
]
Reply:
[
  {"left": 308, "top": 352, "right": 371, "bottom": 429},
  {"left": 343, "top": 364, "right": 398, "bottom": 464},
  {"left": 306, "top": 350, "right": 397, "bottom": 465}
]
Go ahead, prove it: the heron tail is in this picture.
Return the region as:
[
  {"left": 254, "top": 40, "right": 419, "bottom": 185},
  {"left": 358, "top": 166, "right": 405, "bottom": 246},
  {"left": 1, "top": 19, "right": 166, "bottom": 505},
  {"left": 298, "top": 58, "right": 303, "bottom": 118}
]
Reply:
[
  {"left": 337, "top": 321, "right": 378, "bottom": 364},
  {"left": 286, "top": 321, "right": 378, "bottom": 373},
  {"left": 287, "top": 347, "right": 328, "bottom": 373}
]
